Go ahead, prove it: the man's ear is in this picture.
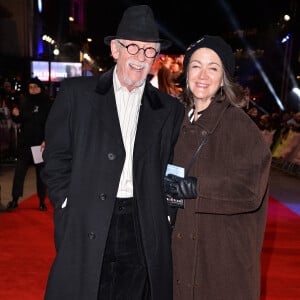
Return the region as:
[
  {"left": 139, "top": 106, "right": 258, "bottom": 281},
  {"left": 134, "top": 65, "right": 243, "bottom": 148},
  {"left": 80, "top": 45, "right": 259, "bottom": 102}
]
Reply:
[{"left": 110, "top": 40, "right": 119, "bottom": 60}]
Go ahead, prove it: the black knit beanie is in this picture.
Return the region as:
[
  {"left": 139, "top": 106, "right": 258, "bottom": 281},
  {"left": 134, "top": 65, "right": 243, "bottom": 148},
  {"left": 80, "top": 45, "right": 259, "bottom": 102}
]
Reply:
[{"left": 183, "top": 35, "right": 235, "bottom": 77}]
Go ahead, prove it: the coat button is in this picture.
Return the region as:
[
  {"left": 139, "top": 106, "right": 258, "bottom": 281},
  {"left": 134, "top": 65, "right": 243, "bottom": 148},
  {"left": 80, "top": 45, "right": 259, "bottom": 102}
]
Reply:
[
  {"left": 99, "top": 193, "right": 106, "bottom": 201},
  {"left": 88, "top": 232, "right": 96, "bottom": 239},
  {"left": 176, "top": 233, "right": 183, "bottom": 239},
  {"left": 107, "top": 153, "right": 116, "bottom": 160}
]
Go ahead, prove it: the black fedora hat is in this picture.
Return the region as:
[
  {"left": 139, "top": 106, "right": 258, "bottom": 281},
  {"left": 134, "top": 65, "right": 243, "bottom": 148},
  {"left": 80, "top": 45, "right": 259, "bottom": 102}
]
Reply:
[{"left": 104, "top": 5, "right": 172, "bottom": 50}]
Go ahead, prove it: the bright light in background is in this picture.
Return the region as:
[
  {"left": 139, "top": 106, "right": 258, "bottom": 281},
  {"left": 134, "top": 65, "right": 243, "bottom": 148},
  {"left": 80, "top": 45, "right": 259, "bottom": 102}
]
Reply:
[
  {"left": 281, "top": 34, "right": 290, "bottom": 44},
  {"left": 252, "top": 57, "right": 285, "bottom": 111},
  {"left": 38, "top": 0, "right": 42, "bottom": 13},
  {"left": 53, "top": 46, "right": 60, "bottom": 56},
  {"left": 292, "top": 88, "right": 300, "bottom": 98},
  {"left": 83, "top": 53, "right": 92, "bottom": 62},
  {"left": 218, "top": 0, "right": 285, "bottom": 111},
  {"left": 283, "top": 14, "right": 291, "bottom": 22},
  {"left": 42, "top": 35, "right": 55, "bottom": 44},
  {"left": 289, "top": 88, "right": 300, "bottom": 111}
]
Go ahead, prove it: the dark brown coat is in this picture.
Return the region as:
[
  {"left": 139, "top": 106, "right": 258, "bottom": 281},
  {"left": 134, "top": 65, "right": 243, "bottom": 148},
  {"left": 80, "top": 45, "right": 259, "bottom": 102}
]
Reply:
[{"left": 172, "top": 99, "right": 272, "bottom": 300}]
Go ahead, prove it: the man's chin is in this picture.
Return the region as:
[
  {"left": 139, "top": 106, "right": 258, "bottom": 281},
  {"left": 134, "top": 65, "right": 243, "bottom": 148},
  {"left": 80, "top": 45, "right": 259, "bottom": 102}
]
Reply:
[{"left": 124, "top": 77, "right": 146, "bottom": 89}]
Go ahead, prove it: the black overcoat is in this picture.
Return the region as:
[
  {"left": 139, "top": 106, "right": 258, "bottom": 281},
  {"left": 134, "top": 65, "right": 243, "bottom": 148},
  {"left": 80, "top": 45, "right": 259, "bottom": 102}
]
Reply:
[{"left": 42, "top": 68, "right": 184, "bottom": 300}]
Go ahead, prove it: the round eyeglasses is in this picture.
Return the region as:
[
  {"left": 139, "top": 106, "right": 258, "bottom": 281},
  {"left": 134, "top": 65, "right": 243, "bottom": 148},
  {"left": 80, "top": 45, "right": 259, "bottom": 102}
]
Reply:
[{"left": 118, "top": 40, "right": 158, "bottom": 59}]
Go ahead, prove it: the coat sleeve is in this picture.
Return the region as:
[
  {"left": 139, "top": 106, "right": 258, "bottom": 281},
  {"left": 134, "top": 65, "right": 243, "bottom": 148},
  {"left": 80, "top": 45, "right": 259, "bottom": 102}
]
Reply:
[
  {"left": 169, "top": 101, "right": 185, "bottom": 164},
  {"left": 165, "top": 100, "right": 185, "bottom": 225},
  {"left": 197, "top": 111, "right": 272, "bottom": 215},
  {"left": 41, "top": 80, "right": 73, "bottom": 208}
]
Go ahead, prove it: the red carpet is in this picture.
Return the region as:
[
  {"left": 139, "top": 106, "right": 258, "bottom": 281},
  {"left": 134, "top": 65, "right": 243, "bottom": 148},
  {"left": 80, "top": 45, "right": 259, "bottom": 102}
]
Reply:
[
  {"left": 0, "top": 195, "right": 55, "bottom": 300},
  {"left": 0, "top": 195, "right": 300, "bottom": 299},
  {"left": 261, "top": 196, "right": 300, "bottom": 299}
]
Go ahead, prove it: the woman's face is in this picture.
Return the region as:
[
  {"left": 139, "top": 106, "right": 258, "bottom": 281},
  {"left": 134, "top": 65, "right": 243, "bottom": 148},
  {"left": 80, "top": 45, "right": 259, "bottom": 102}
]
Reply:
[{"left": 187, "top": 47, "right": 224, "bottom": 103}]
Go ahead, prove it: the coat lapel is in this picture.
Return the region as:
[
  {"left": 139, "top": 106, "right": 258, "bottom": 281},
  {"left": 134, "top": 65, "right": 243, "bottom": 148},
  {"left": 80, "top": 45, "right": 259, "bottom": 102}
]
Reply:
[
  {"left": 88, "top": 70, "right": 123, "bottom": 147},
  {"left": 87, "top": 70, "right": 172, "bottom": 159},
  {"left": 194, "top": 99, "right": 230, "bottom": 134}
]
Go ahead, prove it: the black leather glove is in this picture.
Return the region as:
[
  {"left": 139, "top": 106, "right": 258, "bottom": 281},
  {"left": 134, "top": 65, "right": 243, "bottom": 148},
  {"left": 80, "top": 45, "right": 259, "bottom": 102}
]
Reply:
[{"left": 164, "top": 174, "right": 197, "bottom": 200}]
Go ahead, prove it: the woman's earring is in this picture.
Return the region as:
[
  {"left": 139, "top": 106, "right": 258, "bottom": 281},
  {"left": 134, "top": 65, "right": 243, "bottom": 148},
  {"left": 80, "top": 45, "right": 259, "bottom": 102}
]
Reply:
[{"left": 220, "top": 86, "right": 223, "bottom": 96}]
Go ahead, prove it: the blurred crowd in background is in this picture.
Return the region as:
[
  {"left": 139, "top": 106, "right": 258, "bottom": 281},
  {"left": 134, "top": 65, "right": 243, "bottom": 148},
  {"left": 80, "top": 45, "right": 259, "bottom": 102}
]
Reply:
[{"left": 1, "top": 55, "right": 300, "bottom": 177}]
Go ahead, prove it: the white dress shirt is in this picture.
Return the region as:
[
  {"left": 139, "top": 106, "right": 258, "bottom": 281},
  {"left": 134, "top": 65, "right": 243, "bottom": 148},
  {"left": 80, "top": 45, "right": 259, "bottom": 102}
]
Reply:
[{"left": 113, "top": 67, "right": 144, "bottom": 197}]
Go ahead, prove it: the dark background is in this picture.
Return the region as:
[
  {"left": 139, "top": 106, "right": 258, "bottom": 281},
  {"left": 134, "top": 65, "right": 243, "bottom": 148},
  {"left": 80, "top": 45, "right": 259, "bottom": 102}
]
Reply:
[
  {"left": 1, "top": 0, "right": 298, "bottom": 112},
  {"left": 84, "top": 0, "right": 294, "bottom": 56},
  {"left": 80, "top": 0, "right": 298, "bottom": 112}
]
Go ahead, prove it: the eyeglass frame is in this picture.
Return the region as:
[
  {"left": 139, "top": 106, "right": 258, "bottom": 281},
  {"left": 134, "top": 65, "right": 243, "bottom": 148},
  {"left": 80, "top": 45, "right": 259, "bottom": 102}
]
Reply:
[{"left": 117, "top": 40, "right": 159, "bottom": 59}]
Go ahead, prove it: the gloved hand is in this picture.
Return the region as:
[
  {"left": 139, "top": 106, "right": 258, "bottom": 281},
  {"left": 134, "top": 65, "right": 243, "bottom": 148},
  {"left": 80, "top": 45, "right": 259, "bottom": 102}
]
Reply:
[{"left": 164, "top": 174, "right": 197, "bottom": 200}]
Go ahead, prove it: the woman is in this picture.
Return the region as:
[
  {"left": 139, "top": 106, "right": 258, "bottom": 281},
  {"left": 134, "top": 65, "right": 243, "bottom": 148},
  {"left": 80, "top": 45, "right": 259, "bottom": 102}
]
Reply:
[{"left": 171, "top": 35, "right": 272, "bottom": 300}]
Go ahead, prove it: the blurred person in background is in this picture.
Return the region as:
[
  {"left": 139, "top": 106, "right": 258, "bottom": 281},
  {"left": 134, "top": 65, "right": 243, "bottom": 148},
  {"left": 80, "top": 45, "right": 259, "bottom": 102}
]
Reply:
[
  {"left": 1, "top": 80, "right": 19, "bottom": 108},
  {"left": 0, "top": 79, "right": 21, "bottom": 161},
  {"left": 65, "top": 64, "right": 82, "bottom": 78},
  {"left": 6, "top": 77, "right": 52, "bottom": 212},
  {"left": 286, "top": 111, "right": 300, "bottom": 132},
  {"left": 170, "top": 35, "right": 272, "bottom": 300},
  {"left": 0, "top": 89, "right": 12, "bottom": 160},
  {"left": 246, "top": 106, "right": 260, "bottom": 126},
  {"left": 157, "top": 55, "right": 179, "bottom": 96}
]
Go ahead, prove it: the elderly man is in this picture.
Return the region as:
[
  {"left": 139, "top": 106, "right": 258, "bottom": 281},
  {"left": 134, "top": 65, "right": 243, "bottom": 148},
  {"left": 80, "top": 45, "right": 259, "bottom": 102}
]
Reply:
[{"left": 42, "top": 5, "right": 184, "bottom": 300}]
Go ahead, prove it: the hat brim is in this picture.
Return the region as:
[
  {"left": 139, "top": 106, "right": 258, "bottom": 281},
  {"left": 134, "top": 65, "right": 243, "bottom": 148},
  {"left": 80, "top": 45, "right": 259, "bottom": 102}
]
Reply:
[{"left": 104, "top": 36, "right": 172, "bottom": 50}]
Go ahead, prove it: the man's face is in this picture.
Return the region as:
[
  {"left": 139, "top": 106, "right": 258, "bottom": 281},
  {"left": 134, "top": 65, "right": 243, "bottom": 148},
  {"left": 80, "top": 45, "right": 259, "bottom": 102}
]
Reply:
[
  {"left": 111, "top": 39, "right": 159, "bottom": 91},
  {"left": 29, "top": 83, "right": 41, "bottom": 95}
]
